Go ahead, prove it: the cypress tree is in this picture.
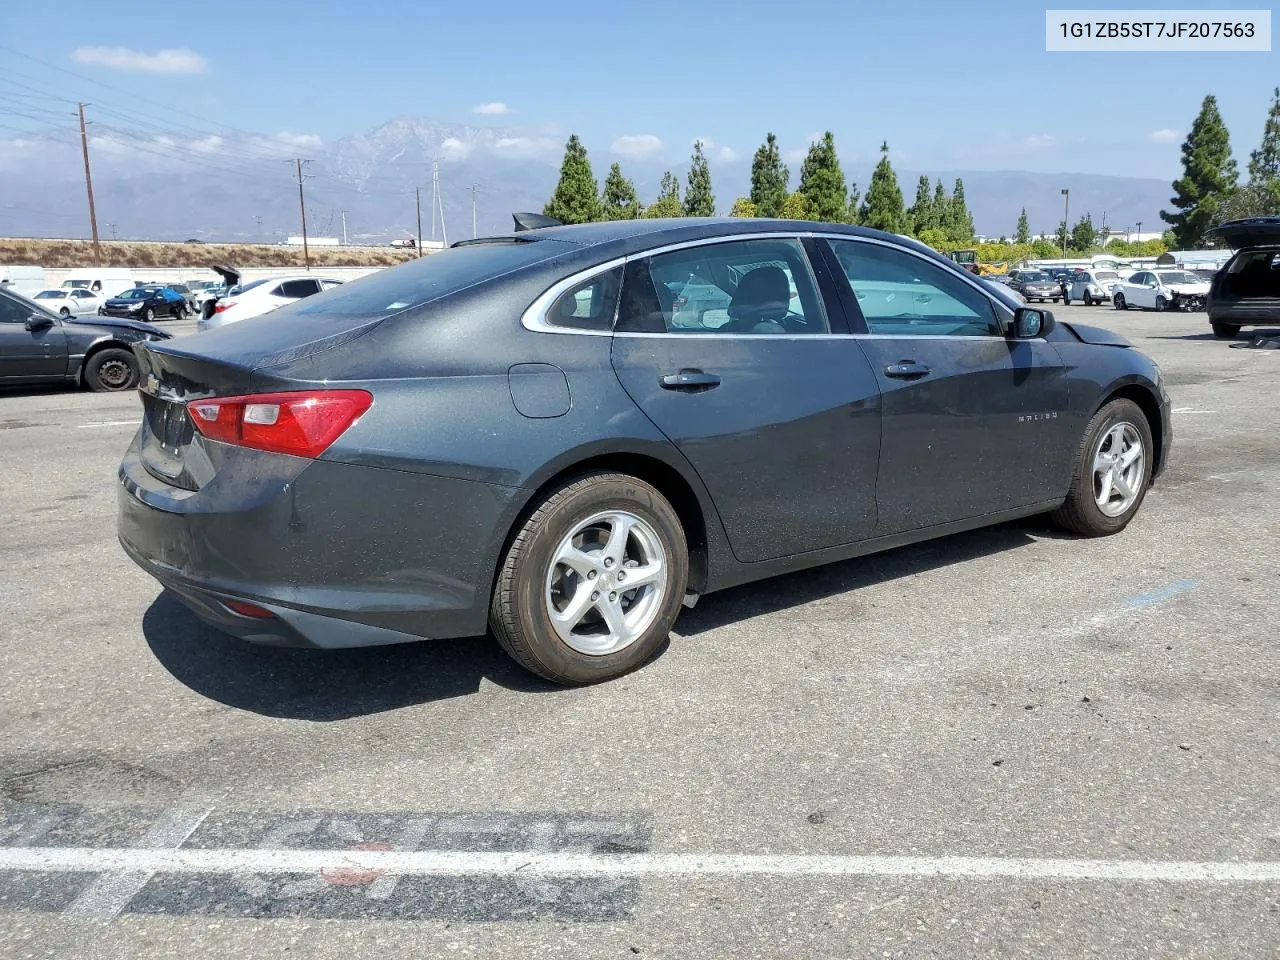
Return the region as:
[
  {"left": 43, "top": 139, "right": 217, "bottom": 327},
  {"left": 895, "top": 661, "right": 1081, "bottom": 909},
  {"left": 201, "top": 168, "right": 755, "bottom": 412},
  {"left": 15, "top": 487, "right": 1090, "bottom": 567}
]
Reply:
[
  {"left": 601, "top": 163, "right": 641, "bottom": 220},
  {"left": 684, "top": 140, "right": 716, "bottom": 217},
  {"left": 860, "top": 141, "right": 906, "bottom": 233},
  {"left": 749, "top": 132, "right": 790, "bottom": 217},
  {"left": 1015, "top": 207, "right": 1031, "bottom": 244},
  {"left": 908, "top": 174, "right": 933, "bottom": 235},
  {"left": 1245, "top": 87, "right": 1280, "bottom": 215},
  {"left": 796, "top": 132, "right": 849, "bottom": 222},
  {"left": 1160, "top": 95, "right": 1238, "bottom": 247},
  {"left": 543, "top": 134, "right": 601, "bottom": 224},
  {"left": 644, "top": 172, "right": 684, "bottom": 218},
  {"left": 947, "top": 177, "right": 975, "bottom": 242},
  {"left": 846, "top": 183, "right": 861, "bottom": 224}
]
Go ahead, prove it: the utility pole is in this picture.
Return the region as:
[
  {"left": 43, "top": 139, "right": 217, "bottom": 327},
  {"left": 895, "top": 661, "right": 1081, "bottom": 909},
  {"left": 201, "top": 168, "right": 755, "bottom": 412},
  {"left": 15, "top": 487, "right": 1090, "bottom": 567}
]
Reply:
[
  {"left": 106, "top": 223, "right": 118, "bottom": 241},
  {"left": 292, "top": 158, "right": 312, "bottom": 270},
  {"left": 470, "top": 182, "right": 479, "bottom": 239},
  {"left": 341, "top": 209, "right": 348, "bottom": 246},
  {"left": 415, "top": 186, "right": 424, "bottom": 258},
  {"left": 1136, "top": 220, "right": 1143, "bottom": 247},
  {"left": 430, "top": 158, "right": 439, "bottom": 241},
  {"left": 77, "top": 103, "right": 101, "bottom": 266},
  {"left": 254, "top": 215, "right": 263, "bottom": 241},
  {"left": 1060, "top": 188, "right": 1069, "bottom": 257}
]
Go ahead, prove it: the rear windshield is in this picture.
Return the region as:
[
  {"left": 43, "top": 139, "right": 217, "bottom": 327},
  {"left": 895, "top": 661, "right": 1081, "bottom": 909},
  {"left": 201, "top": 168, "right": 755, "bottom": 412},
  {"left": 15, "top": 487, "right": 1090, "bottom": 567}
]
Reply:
[
  {"left": 293, "top": 240, "right": 570, "bottom": 318},
  {"left": 1020, "top": 271, "right": 1051, "bottom": 281},
  {"left": 228, "top": 278, "right": 271, "bottom": 296},
  {"left": 1095, "top": 271, "right": 1119, "bottom": 281}
]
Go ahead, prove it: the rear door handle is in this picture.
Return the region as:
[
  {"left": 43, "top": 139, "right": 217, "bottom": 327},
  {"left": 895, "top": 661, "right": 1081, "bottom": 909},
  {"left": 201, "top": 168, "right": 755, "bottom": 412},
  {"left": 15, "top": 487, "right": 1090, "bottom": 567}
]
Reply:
[
  {"left": 884, "top": 360, "right": 931, "bottom": 380},
  {"left": 660, "top": 369, "right": 721, "bottom": 391}
]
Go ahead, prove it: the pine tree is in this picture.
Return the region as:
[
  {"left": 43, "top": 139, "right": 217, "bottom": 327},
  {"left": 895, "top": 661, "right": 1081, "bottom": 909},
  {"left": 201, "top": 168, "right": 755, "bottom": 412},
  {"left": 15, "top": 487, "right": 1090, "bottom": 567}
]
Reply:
[
  {"left": 932, "top": 179, "right": 948, "bottom": 215},
  {"left": 846, "top": 183, "right": 861, "bottom": 224},
  {"left": 860, "top": 141, "right": 906, "bottom": 233},
  {"left": 601, "top": 162, "right": 641, "bottom": 220},
  {"left": 1245, "top": 86, "right": 1280, "bottom": 216},
  {"left": 1160, "top": 95, "right": 1238, "bottom": 247},
  {"left": 946, "top": 178, "right": 975, "bottom": 242},
  {"left": 779, "top": 192, "right": 813, "bottom": 220},
  {"left": 644, "top": 172, "right": 684, "bottom": 218},
  {"left": 796, "top": 132, "right": 848, "bottom": 222},
  {"left": 908, "top": 174, "right": 934, "bottom": 236},
  {"left": 749, "top": 132, "right": 789, "bottom": 217},
  {"left": 684, "top": 140, "right": 716, "bottom": 217},
  {"left": 543, "top": 134, "right": 601, "bottom": 224},
  {"left": 729, "top": 197, "right": 757, "bottom": 217},
  {"left": 1070, "top": 213, "right": 1096, "bottom": 252},
  {"left": 1054, "top": 220, "right": 1070, "bottom": 252},
  {"left": 1015, "top": 207, "right": 1031, "bottom": 244}
]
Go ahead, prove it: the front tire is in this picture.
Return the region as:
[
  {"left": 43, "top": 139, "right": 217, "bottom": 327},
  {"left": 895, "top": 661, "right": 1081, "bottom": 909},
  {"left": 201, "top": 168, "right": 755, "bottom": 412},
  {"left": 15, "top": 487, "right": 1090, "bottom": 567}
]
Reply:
[
  {"left": 1082, "top": 292, "right": 1093, "bottom": 306},
  {"left": 59, "top": 307, "right": 71, "bottom": 318},
  {"left": 1114, "top": 293, "right": 1127, "bottom": 310},
  {"left": 489, "top": 472, "right": 688, "bottom": 685},
  {"left": 84, "top": 348, "right": 139, "bottom": 392},
  {"left": 1052, "top": 398, "right": 1152, "bottom": 536},
  {"left": 142, "top": 307, "right": 155, "bottom": 323},
  {"left": 1211, "top": 320, "right": 1240, "bottom": 338},
  {"left": 1155, "top": 295, "right": 1168, "bottom": 312}
]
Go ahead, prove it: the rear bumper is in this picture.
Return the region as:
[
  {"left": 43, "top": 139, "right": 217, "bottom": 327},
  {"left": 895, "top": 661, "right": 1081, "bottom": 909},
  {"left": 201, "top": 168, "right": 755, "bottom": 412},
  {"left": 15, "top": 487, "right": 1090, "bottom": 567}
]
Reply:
[
  {"left": 1208, "top": 299, "right": 1280, "bottom": 324},
  {"left": 117, "top": 438, "right": 522, "bottom": 647}
]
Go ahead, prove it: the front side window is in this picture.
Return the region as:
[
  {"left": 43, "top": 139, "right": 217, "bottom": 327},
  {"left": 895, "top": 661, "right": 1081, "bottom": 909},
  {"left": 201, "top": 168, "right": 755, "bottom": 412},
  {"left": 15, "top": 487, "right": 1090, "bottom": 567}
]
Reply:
[
  {"left": 827, "top": 239, "right": 999, "bottom": 337},
  {"left": 545, "top": 266, "right": 622, "bottom": 331},
  {"left": 619, "top": 238, "right": 827, "bottom": 335},
  {"left": 0, "top": 294, "right": 34, "bottom": 323}
]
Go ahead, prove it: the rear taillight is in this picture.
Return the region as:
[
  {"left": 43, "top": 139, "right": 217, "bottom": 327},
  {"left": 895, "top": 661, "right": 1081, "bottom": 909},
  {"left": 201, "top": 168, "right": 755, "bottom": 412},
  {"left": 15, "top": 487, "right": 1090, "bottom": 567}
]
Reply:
[
  {"left": 222, "top": 599, "right": 274, "bottom": 619},
  {"left": 213, "top": 300, "right": 235, "bottom": 313},
  {"left": 187, "top": 390, "right": 373, "bottom": 458}
]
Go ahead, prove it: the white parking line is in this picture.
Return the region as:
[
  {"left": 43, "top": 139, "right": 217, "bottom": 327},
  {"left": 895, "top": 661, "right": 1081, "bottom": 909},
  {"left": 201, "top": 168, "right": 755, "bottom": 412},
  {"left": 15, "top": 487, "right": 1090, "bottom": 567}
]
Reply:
[
  {"left": 62, "top": 806, "right": 212, "bottom": 920},
  {"left": 4, "top": 847, "right": 1278, "bottom": 883},
  {"left": 77, "top": 420, "right": 139, "bottom": 429}
]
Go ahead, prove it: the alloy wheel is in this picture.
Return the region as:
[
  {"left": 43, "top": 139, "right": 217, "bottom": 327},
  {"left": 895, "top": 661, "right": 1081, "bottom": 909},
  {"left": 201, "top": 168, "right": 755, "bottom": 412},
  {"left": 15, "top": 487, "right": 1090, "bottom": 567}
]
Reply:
[
  {"left": 544, "top": 510, "right": 667, "bottom": 656},
  {"left": 1093, "top": 422, "right": 1144, "bottom": 517}
]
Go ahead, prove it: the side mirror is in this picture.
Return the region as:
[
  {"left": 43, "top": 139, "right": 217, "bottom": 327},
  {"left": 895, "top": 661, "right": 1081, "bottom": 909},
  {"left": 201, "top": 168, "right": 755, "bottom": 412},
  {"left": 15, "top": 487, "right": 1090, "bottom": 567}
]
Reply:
[
  {"left": 25, "top": 314, "right": 54, "bottom": 331},
  {"left": 1010, "top": 307, "right": 1055, "bottom": 339}
]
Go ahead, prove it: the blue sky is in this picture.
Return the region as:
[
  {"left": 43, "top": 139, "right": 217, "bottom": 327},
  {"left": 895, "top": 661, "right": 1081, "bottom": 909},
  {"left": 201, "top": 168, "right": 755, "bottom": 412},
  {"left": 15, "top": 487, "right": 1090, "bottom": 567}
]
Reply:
[{"left": 2, "top": 0, "right": 1276, "bottom": 178}]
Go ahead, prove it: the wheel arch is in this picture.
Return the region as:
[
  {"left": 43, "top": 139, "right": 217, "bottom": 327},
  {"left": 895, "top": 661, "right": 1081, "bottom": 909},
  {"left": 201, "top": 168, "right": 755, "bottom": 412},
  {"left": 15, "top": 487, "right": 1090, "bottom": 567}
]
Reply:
[
  {"left": 77, "top": 337, "right": 137, "bottom": 386},
  {"left": 1095, "top": 380, "right": 1166, "bottom": 476},
  {"left": 493, "top": 448, "right": 720, "bottom": 599}
]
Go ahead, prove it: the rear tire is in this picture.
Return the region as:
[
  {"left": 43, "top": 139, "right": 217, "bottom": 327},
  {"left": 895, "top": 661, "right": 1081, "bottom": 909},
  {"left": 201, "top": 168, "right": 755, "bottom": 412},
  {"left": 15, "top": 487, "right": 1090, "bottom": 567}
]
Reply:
[
  {"left": 84, "top": 348, "right": 139, "bottom": 392},
  {"left": 174, "top": 304, "right": 187, "bottom": 320},
  {"left": 1052, "top": 398, "right": 1153, "bottom": 537},
  {"left": 59, "top": 307, "right": 71, "bottom": 318},
  {"left": 489, "top": 472, "right": 688, "bottom": 685},
  {"left": 1114, "top": 293, "right": 1127, "bottom": 310},
  {"left": 1211, "top": 320, "right": 1240, "bottom": 338}
]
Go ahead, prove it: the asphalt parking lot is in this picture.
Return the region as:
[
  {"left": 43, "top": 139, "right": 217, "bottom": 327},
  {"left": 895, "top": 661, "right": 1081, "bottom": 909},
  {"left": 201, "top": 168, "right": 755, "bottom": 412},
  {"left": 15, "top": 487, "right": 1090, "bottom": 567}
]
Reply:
[{"left": 1, "top": 305, "right": 1278, "bottom": 958}]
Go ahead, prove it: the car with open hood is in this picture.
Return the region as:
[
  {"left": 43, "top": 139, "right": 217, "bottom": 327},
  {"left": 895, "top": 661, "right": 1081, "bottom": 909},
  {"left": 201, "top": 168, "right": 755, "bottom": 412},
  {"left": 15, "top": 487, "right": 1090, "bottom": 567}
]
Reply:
[
  {"left": 118, "top": 216, "right": 1170, "bottom": 685},
  {"left": 1205, "top": 217, "right": 1280, "bottom": 337},
  {"left": 1112, "top": 269, "right": 1211, "bottom": 312},
  {"left": 0, "top": 285, "right": 171, "bottom": 391}
]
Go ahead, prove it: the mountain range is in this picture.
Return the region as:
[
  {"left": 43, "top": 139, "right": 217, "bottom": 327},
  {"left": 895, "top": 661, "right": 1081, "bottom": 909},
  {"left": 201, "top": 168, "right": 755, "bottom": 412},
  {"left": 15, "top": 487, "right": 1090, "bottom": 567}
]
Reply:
[{"left": 0, "top": 116, "right": 1175, "bottom": 244}]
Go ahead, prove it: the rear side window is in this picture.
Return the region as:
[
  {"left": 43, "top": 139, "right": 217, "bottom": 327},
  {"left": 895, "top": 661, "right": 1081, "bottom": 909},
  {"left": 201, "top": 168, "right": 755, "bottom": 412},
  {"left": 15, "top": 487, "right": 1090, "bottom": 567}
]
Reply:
[
  {"left": 618, "top": 238, "right": 827, "bottom": 335},
  {"left": 278, "top": 279, "right": 321, "bottom": 298},
  {"left": 545, "top": 267, "right": 621, "bottom": 331},
  {"left": 295, "top": 240, "right": 569, "bottom": 318}
]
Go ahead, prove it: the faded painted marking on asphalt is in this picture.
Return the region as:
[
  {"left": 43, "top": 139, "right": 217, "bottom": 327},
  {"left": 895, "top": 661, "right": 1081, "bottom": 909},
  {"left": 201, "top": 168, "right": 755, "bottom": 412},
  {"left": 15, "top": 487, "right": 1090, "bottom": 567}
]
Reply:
[
  {"left": 5, "top": 847, "right": 1280, "bottom": 883},
  {"left": 62, "top": 804, "right": 211, "bottom": 920},
  {"left": 1124, "top": 580, "right": 1201, "bottom": 609},
  {"left": 77, "top": 420, "right": 138, "bottom": 428}
]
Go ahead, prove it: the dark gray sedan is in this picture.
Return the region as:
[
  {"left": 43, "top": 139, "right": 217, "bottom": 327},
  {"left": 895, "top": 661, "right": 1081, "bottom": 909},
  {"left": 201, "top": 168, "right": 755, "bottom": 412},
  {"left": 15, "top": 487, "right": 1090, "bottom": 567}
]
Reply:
[{"left": 118, "top": 218, "right": 1171, "bottom": 684}]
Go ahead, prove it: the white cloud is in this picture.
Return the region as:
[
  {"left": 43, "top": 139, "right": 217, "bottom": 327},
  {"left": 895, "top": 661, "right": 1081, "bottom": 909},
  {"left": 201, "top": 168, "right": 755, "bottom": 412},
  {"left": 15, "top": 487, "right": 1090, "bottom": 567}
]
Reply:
[
  {"left": 473, "top": 102, "right": 512, "bottom": 116},
  {"left": 1148, "top": 128, "right": 1181, "bottom": 143},
  {"left": 189, "top": 135, "right": 223, "bottom": 154},
  {"left": 89, "top": 136, "right": 129, "bottom": 155},
  {"left": 272, "top": 132, "right": 322, "bottom": 149},
  {"left": 492, "top": 136, "right": 559, "bottom": 159},
  {"left": 611, "top": 134, "right": 664, "bottom": 158},
  {"left": 1023, "top": 133, "right": 1055, "bottom": 149},
  {"left": 440, "top": 136, "right": 471, "bottom": 161},
  {"left": 153, "top": 135, "right": 175, "bottom": 147},
  {"left": 783, "top": 148, "right": 808, "bottom": 163},
  {"left": 72, "top": 46, "right": 207, "bottom": 74},
  {"left": 717, "top": 146, "right": 738, "bottom": 163}
]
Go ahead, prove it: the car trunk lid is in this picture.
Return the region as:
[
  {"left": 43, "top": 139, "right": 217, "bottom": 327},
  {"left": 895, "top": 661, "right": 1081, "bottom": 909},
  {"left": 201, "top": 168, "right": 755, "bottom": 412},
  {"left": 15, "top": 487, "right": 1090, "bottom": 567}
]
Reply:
[{"left": 1207, "top": 217, "right": 1280, "bottom": 250}]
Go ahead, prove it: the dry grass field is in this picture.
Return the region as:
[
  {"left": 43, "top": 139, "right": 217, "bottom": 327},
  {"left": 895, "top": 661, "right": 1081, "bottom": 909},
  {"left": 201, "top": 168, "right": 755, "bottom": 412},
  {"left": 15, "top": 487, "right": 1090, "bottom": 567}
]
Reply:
[{"left": 0, "top": 237, "right": 423, "bottom": 269}]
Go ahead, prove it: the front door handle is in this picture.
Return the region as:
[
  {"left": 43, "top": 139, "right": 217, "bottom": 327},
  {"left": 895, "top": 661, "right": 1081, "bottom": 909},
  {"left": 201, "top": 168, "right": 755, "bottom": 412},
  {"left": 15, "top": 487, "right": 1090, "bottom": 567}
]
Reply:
[
  {"left": 884, "top": 360, "right": 931, "bottom": 380},
  {"left": 660, "top": 369, "right": 721, "bottom": 391}
]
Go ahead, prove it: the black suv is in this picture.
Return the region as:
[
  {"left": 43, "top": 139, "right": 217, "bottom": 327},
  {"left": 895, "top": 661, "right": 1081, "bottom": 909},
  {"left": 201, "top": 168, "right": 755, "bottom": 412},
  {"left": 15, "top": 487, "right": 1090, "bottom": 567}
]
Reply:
[
  {"left": 0, "top": 286, "right": 171, "bottom": 391},
  {"left": 1206, "top": 217, "right": 1280, "bottom": 338}
]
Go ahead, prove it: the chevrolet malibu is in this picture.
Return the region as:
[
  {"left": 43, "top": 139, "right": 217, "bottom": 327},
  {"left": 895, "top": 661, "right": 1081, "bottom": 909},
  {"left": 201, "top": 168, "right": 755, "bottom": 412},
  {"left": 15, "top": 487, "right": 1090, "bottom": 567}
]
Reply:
[{"left": 118, "top": 218, "right": 1171, "bottom": 685}]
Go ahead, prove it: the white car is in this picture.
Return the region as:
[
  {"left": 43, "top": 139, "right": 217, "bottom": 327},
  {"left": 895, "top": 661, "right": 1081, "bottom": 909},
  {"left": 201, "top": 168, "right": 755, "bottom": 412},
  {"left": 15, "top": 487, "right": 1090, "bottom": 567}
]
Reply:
[
  {"left": 30, "top": 288, "right": 103, "bottom": 317},
  {"left": 1066, "top": 269, "right": 1123, "bottom": 306},
  {"left": 1112, "top": 269, "right": 1212, "bottom": 312},
  {"left": 198, "top": 275, "right": 343, "bottom": 332}
]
